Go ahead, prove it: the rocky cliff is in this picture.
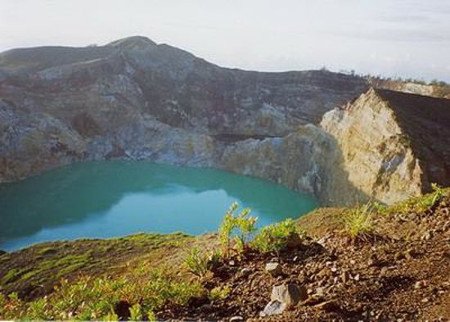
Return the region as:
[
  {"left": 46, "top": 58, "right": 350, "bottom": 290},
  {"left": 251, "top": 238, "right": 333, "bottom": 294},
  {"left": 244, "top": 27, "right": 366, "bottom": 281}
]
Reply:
[
  {"left": 322, "top": 88, "right": 450, "bottom": 204},
  {"left": 370, "top": 78, "right": 450, "bottom": 99},
  {"left": 0, "top": 37, "right": 366, "bottom": 187},
  {"left": 1, "top": 36, "right": 449, "bottom": 205}
]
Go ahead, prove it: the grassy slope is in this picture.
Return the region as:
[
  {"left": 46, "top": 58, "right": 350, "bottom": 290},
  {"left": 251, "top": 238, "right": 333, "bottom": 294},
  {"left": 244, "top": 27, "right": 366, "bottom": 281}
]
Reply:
[{"left": 0, "top": 233, "right": 195, "bottom": 299}]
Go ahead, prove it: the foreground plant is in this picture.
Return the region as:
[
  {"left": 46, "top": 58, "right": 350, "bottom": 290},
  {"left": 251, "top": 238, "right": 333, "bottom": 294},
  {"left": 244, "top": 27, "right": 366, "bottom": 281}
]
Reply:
[
  {"left": 252, "top": 218, "right": 302, "bottom": 253},
  {"left": 0, "top": 270, "right": 203, "bottom": 320},
  {"left": 184, "top": 247, "right": 219, "bottom": 278},
  {"left": 342, "top": 202, "right": 375, "bottom": 238},
  {"left": 384, "top": 184, "right": 446, "bottom": 215},
  {"left": 208, "top": 285, "right": 231, "bottom": 301},
  {"left": 218, "top": 202, "right": 257, "bottom": 257}
]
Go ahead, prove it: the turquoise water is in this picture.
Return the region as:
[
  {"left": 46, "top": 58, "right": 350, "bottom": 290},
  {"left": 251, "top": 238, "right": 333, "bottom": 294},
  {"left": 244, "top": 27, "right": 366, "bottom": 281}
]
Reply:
[{"left": 0, "top": 161, "right": 317, "bottom": 251}]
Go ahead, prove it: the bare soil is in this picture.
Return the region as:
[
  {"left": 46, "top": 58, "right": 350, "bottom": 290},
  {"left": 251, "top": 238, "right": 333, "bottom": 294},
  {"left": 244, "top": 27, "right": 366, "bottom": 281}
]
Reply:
[{"left": 158, "top": 195, "right": 450, "bottom": 321}]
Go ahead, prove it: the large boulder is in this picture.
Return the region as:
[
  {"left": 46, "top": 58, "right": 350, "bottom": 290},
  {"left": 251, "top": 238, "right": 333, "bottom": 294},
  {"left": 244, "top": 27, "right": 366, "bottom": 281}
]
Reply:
[{"left": 270, "top": 283, "right": 307, "bottom": 307}]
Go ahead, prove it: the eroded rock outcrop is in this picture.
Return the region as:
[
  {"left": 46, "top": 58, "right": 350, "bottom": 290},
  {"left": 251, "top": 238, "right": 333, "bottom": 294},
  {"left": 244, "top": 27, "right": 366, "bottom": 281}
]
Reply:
[
  {"left": 322, "top": 88, "right": 450, "bottom": 204},
  {"left": 220, "top": 124, "right": 338, "bottom": 200}
]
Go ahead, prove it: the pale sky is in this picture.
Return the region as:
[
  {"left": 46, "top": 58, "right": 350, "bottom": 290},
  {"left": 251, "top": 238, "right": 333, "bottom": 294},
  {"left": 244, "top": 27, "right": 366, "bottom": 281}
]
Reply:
[{"left": 1, "top": 0, "right": 449, "bottom": 82}]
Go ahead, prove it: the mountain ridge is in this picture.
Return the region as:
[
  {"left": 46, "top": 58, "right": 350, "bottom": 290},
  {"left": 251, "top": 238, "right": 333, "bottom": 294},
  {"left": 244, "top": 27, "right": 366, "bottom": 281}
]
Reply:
[{"left": 1, "top": 37, "right": 449, "bottom": 206}]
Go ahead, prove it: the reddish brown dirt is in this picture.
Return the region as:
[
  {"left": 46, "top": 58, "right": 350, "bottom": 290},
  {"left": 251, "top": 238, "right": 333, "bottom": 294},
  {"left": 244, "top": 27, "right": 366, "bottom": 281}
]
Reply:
[{"left": 158, "top": 196, "right": 450, "bottom": 321}]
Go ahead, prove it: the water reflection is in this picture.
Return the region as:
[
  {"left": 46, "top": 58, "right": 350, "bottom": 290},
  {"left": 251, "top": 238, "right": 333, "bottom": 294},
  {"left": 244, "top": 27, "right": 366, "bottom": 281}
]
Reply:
[{"left": 0, "top": 161, "right": 317, "bottom": 251}]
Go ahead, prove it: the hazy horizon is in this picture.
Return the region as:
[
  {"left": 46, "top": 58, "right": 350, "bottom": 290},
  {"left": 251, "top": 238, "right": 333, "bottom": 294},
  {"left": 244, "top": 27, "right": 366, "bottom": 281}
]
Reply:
[{"left": 1, "top": 0, "right": 449, "bottom": 82}]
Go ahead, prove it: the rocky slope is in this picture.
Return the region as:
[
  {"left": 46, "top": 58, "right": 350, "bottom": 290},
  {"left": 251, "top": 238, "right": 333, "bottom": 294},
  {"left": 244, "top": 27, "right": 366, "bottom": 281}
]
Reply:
[
  {"left": 162, "top": 190, "right": 450, "bottom": 321},
  {"left": 1, "top": 36, "right": 450, "bottom": 205},
  {"left": 0, "top": 37, "right": 365, "bottom": 189}
]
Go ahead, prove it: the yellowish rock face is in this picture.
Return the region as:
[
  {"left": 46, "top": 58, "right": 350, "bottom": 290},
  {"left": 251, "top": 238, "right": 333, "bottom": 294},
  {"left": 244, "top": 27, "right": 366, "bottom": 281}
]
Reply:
[{"left": 321, "top": 88, "right": 423, "bottom": 205}]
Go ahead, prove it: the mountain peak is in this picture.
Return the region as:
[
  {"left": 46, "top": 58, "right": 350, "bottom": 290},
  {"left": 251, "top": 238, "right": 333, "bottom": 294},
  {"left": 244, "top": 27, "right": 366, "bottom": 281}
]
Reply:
[{"left": 106, "top": 36, "right": 157, "bottom": 50}]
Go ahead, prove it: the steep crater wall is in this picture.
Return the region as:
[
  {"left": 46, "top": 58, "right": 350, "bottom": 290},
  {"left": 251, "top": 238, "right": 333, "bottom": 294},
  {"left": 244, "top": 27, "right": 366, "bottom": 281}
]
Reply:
[{"left": 1, "top": 37, "right": 449, "bottom": 206}]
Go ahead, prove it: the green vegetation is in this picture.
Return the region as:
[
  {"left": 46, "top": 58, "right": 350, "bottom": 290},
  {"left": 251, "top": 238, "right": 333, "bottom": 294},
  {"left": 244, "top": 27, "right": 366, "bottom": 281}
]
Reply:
[
  {"left": 182, "top": 205, "right": 305, "bottom": 282},
  {"left": 217, "top": 203, "right": 302, "bottom": 256},
  {"left": 129, "top": 303, "right": 142, "bottom": 321},
  {"left": 382, "top": 184, "right": 447, "bottom": 216},
  {"left": 0, "top": 270, "right": 203, "bottom": 320},
  {"left": 252, "top": 219, "right": 302, "bottom": 253},
  {"left": 183, "top": 244, "right": 222, "bottom": 279},
  {"left": 0, "top": 233, "right": 192, "bottom": 300},
  {"left": 184, "top": 247, "right": 210, "bottom": 278},
  {"left": 208, "top": 285, "right": 231, "bottom": 301},
  {"left": 2, "top": 203, "right": 291, "bottom": 320},
  {"left": 218, "top": 202, "right": 257, "bottom": 257},
  {"left": 342, "top": 202, "right": 375, "bottom": 238}
]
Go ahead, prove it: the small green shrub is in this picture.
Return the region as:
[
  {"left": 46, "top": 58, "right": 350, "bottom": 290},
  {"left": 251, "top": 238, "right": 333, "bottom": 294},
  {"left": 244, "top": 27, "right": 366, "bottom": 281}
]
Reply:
[
  {"left": 342, "top": 202, "right": 375, "bottom": 238},
  {"left": 0, "top": 293, "right": 5, "bottom": 314},
  {"left": 25, "top": 297, "right": 48, "bottom": 320},
  {"left": 184, "top": 247, "right": 222, "bottom": 277},
  {"left": 385, "top": 184, "right": 446, "bottom": 215},
  {"left": 208, "top": 285, "right": 231, "bottom": 301},
  {"left": 218, "top": 202, "right": 257, "bottom": 257},
  {"left": 252, "top": 218, "right": 301, "bottom": 253},
  {"left": 102, "top": 312, "right": 119, "bottom": 321},
  {"left": 129, "top": 303, "right": 142, "bottom": 321},
  {"left": 184, "top": 247, "right": 209, "bottom": 277},
  {"left": 371, "top": 201, "right": 388, "bottom": 214},
  {"left": 429, "top": 183, "right": 444, "bottom": 206},
  {"left": 146, "top": 310, "right": 156, "bottom": 321},
  {"left": 206, "top": 250, "right": 222, "bottom": 270}
]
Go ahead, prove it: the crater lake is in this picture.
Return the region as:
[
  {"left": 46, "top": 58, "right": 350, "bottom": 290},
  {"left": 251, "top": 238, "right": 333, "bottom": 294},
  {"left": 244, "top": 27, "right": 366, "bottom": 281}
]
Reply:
[{"left": 0, "top": 161, "right": 318, "bottom": 251}]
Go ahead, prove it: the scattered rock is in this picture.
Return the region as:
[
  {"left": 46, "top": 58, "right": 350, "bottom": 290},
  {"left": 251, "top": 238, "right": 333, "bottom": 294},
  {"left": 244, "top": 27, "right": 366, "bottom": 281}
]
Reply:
[
  {"left": 415, "top": 280, "right": 427, "bottom": 289},
  {"left": 260, "top": 300, "right": 287, "bottom": 317},
  {"left": 317, "top": 268, "right": 330, "bottom": 279},
  {"left": 265, "top": 262, "right": 283, "bottom": 276},
  {"left": 315, "top": 287, "right": 325, "bottom": 297},
  {"left": 422, "top": 231, "right": 432, "bottom": 241},
  {"left": 404, "top": 249, "right": 415, "bottom": 260},
  {"left": 229, "top": 316, "right": 244, "bottom": 321},
  {"left": 316, "top": 236, "right": 328, "bottom": 246},
  {"left": 271, "top": 283, "right": 307, "bottom": 307},
  {"left": 239, "top": 268, "right": 252, "bottom": 277},
  {"left": 380, "top": 267, "right": 389, "bottom": 276}
]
